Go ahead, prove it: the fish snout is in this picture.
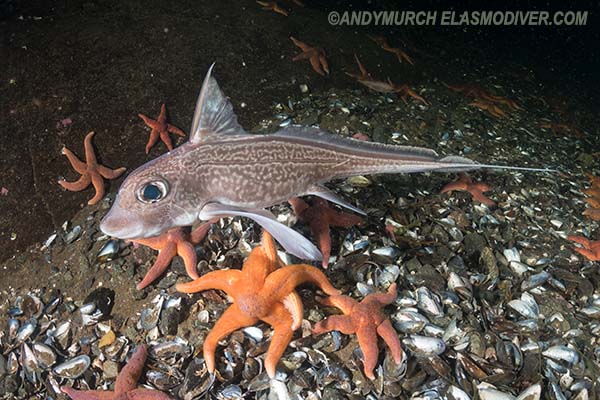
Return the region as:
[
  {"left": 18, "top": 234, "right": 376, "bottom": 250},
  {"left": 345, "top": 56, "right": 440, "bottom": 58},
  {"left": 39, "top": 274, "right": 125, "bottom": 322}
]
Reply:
[{"left": 100, "top": 208, "right": 146, "bottom": 239}]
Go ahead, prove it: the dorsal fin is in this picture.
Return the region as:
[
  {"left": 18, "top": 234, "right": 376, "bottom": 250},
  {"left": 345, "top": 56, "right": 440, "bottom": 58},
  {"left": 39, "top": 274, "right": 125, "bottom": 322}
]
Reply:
[{"left": 189, "top": 63, "right": 247, "bottom": 144}]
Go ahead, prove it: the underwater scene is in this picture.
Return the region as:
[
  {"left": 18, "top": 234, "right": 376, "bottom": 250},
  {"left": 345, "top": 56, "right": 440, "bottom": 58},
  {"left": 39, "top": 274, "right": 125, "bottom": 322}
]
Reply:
[{"left": 1, "top": 0, "right": 600, "bottom": 399}]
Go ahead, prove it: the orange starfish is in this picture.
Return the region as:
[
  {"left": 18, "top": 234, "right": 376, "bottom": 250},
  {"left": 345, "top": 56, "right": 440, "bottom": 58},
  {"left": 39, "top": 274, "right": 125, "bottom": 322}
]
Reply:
[
  {"left": 568, "top": 235, "right": 600, "bottom": 261},
  {"left": 350, "top": 73, "right": 428, "bottom": 105},
  {"left": 313, "top": 283, "right": 403, "bottom": 380},
  {"left": 176, "top": 231, "right": 340, "bottom": 378},
  {"left": 391, "top": 80, "right": 428, "bottom": 105},
  {"left": 289, "top": 197, "right": 363, "bottom": 268},
  {"left": 58, "top": 131, "right": 126, "bottom": 205},
  {"left": 138, "top": 104, "right": 186, "bottom": 154},
  {"left": 256, "top": 1, "right": 288, "bottom": 16},
  {"left": 368, "top": 35, "right": 414, "bottom": 65},
  {"left": 130, "top": 220, "right": 215, "bottom": 290},
  {"left": 469, "top": 100, "right": 507, "bottom": 118},
  {"left": 62, "top": 345, "right": 172, "bottom": 400},
  {"left": 445, "top": 83, "right": 521, "bottom": 111},
  {"left": 290, "top": 36, "right": 329, "bottom": 76},
  {"left": 581, "top": 173, "right": 600, "bottom": 221},
  {"left": 539, "top": 121, "right": 585, "bottom": 139},
  {"left": 441, "top": 173, "right": 495, "bottom": 206}
]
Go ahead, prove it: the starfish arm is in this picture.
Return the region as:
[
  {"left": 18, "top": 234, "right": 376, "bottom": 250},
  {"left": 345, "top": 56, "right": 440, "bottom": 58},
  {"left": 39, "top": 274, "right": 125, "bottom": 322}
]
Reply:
[
  {"left": 159, "top": 131, "right": 175, "bottom": 151},
  {"left": 319, "top": 294, "right": 357, "bottom": 315},
  {"left": 190, "top": 219, "right": 215, "bottom": 243},
  {"left": 138, "top": 113, "right": 156, "bottom": 126},
  {"left": 292, "top": 51, "right": 313, "bottom": 61},
  {"left": 83, "top": 132, "right": 98, "bottom": 165},
  {"left": 260, "top": 302, "right": 295, "bottom": 378},
  {"left": 309, "top": 56, "right": 326, "bottom": 76},
  {"left": 290, "top": 36, "right": 311, "bottom": 52},
  {"left": 96, "top": 165, "right": 126, "bottom": 180},
  {"left": 88, "top": 171, "right": 106, "bottom": 205},
  {"left": 203, "top": 303, "right": 259, "bottom": 374},
  {"left": 568, "top": 235, "right": 592, "bottom": 248},
  {"left": 167, "top": 124, "right": 186, "bottom": 136},
  {"left": 115, "top": 345, "right": 147, "bottom": 394},
  {"left": 61, "top": 147, "right": 87, "bottom": 174},
  {"left": 58, "top": 173, "right": 91, "bottom": 192},
  {"left": 260, "top": 230, "right": 280, "bottom": 266},
  {"left": 288, "top": 197, "right": 309, "bottom": 217},
  {"left": 376, "top": 319, "right": 403, "bottom": 364},
  {"left": 583, "top": 209, "right": 600, "bottom": 220},
  {"left": 176, "top": 240, "right": 199, "bottom": 280},
  {"left": 262, "top": 265, "right": 341, "bottom": 299},
  {"left": 356, "top": 324, "right": 380, "bottom": 380},
  {"left": 145, "top": 130, "right": 159, "bottom": 154},
  {"left": 282, "top": 291, "right": 304, "bottom": 331},
  {"left": 136, "top": 241, "right": 177, "bottom": 290},
  {"left": 313, "top": 315, "right": 356, "bottom": 335},
  {"left": 573, "top": 247, "right": 600, "bottom": 261},
  {"left": 126, "top": 388, "right": 174, "bottom": 400},
  {"left": 367, "top": 283, "right": 397, "bottom": 306},
  {"left": 61, "top": 387, "right": 115, "bottom": 400},
  {"left": 310, "top": 220, "right": 331, "bottom": 267},
  {"left": 175, "top": 270, "right": 241, "bottom": 294},
  {"left": 325, "top": 209, "right": 363, "bottom": 228}
]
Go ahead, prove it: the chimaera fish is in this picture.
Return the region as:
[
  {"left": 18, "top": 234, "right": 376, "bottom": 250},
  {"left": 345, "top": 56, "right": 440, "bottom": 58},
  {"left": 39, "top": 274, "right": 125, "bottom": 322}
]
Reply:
[{"left": 100, "top": 64, "right": 549, "bottom": 261}]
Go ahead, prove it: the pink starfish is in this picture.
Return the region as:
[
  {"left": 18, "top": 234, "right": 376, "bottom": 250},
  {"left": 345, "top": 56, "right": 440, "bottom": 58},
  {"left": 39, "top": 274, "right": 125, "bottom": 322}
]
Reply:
[{"left": 61, "top": 345, "right": 172, "bottom": 399}]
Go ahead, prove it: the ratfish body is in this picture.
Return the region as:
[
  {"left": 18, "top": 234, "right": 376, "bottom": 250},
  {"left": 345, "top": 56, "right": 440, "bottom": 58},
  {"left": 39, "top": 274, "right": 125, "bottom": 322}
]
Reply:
[{"left": 100, "top": 64, "right": 548, "bottom": 260}]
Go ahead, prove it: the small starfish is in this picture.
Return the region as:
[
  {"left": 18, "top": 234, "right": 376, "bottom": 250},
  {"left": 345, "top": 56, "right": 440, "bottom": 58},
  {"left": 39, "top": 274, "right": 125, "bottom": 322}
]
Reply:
[
  {"left": 390, "top": 80, "right": 428, "bottom": 105},
  {"left": 469, "top": 100, "right": 507, "bottom": 118},
  {"left": 130, "top": 220, "right": 216, "bottom": 290},
  {"left": 313, "top": 283, "right": 403, "bottom": 380},
  {"left": 441, "top": 173, "right": 495, "bottom": 206},
  {"left": 368, "top": 35, "right": 414, "bottom": 65},
  {"left": 176, "top": 231, "right": 340, "bottom": 378},
  {"left": 256, "top": 1, "right": 288, "bottom": 16},
  {"left": 58, "top": 131, "right": 126, "bottom": 205},
  {"left": 351, "top": 73, "right": 428, "bottom": 105},
  {"left": 290, "top": 36, "right": 329, "bottom": 76},
  {"left": 138, "top": 104, "right": 186, "bottom": 154},
  {"left": 445, "top": 83, "right": 521, "bottom": 111},
  {"left": 289, "top": 197, "right": 363, "bottom": 268},
  {"left": 62, "top": 345, "right": 173, "bottom": 400},
  {"left": 345, "top": 54, "right": 372, "bottom": 81},
  {"left": 539, "top": 121, "right": 584, "bottom": 139},
  {"left": 568, "top": 235, "right": 600, "bottom": 261}
]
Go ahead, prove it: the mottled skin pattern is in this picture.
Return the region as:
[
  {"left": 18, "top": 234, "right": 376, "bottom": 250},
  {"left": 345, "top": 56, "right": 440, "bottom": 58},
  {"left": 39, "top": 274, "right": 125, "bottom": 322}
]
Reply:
[{"left": 101, "top": 65, "right": 547, "bottom": 259}]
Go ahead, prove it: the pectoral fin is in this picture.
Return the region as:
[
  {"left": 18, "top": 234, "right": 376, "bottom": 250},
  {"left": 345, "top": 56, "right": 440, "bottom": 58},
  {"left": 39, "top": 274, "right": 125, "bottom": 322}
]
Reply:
[
  {"left": 199, "top": 203, "right": 323, "bottom": 261},
  {"left": 304, "top": 185, "right": 366, "bottom": 215}
]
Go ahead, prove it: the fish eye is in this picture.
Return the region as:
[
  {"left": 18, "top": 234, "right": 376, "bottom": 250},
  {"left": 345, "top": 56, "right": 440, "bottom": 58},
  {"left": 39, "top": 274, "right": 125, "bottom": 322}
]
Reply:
[{"left": 137, "top": 180, "right": 169, "bottom": 204}]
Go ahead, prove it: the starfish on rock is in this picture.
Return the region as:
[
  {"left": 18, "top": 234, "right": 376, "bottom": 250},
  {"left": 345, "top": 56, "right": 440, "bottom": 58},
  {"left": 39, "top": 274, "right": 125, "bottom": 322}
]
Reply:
[
  {"left": 290, "top": 36, "right": 329, "bottom": 76},
  {"left": 568, "top": 235, "right": 600, "bottom": 261},
  {"left": 289, "top": 197, "right": 363, "bottom": 268},
  {"left": 176, "top": 231, "right": 340, "bottom": 378},
  {"left": 58, "top": 131, "right": 126, "bottom": 205},
  {"left": 138, "top": 104, "right": 186, "bottom": 154},
  {"left": 130, "top": 220, "right": 216, "bottom": 290},
  {"left": 62, "top": 345, "right": 172, "bottom": 400},
  {"left": 441, "top": 173, "right": 495, "bottom": 206},
  {"left": 313, "top": 283, "right": 403, "bottom": 380}
]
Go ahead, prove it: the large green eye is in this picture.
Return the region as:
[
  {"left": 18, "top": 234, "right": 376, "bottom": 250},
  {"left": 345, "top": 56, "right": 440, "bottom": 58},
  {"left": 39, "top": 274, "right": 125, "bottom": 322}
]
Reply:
[{"left": 137, "top": 180, "right": 168, "bottom": 203}]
